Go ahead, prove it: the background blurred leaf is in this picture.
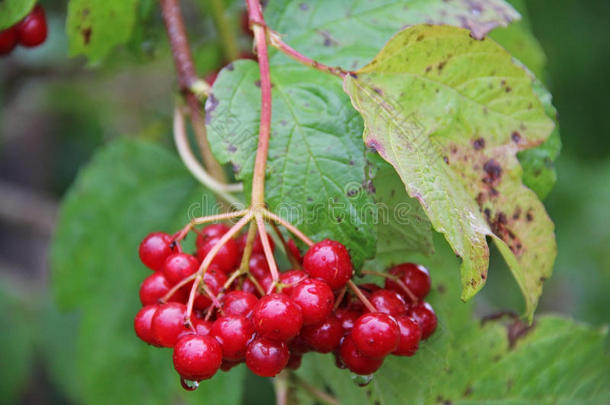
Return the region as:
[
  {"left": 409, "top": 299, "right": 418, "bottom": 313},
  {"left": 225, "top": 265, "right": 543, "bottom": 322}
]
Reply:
[
  {"left": 50, "top": 138, "right": 244, "bottom": 404},
  {"left": 66, "top": 0, "right": 140, "bottom": 63}
]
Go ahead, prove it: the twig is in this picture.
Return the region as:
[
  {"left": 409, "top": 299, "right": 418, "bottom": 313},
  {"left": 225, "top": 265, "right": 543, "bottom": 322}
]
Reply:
[
  {"left": 347, "top": 280, "right": 376, "bottom": 312},
  {"left": 160, "top": 0, "right": 228, "bottom": 186},
  {"left": 268, "top": 30, "right": 348, "bottom": 78},
  {"left": 263, "top": 209, "right": 313, "bottom": 247}
]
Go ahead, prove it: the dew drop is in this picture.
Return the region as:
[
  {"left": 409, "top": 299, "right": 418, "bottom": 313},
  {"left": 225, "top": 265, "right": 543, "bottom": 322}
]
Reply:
[
  {"left": 351, "top": 373, "right": 374, "bottom": 387},
  {"left": 180, "top": 377, "right": 199, "bottom": 391}
]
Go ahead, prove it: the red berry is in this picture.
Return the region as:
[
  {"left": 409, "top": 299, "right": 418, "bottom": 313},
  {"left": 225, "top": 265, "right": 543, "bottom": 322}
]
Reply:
[
  {"left": 286, "top": 353, "right": 302, "bottom": 370},
  {"left": 253, "top": 293, "right": 303, "bottom": 342},
  {"left": 370, "top": 289, "right": 408, "bottom": 316},
  {"left": 193, "top": 268, "right": 228, "bottom": 310},
  {"left": 240, "top": 278, "right": 259, "bottom": 296},
  {"left": 162, "top": 253, "right": 199, "bottom": 285},
  {"left": 245, "top": 337, "right": 289, "bottom": 377},
  {"left": 279, "top": 270, "right": 308, "bottom": 296},
  {"left": 300, "top": 315, "right": 342, "bottom": 353},
  {"left": 173, "top": 335, "right": 222, "bottom": 381},
  {"left": 197, "top": 224, "right": 230, "bottom": 243},
  {"left": 222, "top": 291, "right": 258, "bottom": 318},
  {"left": 393, "top": 315, "right": 422, "bottom": 356},
  {"left": 386, "top": 263, "right": 431, "bottom": 301},
  {"left": 248, "top": 253, "right": 270, "bottom": 280},
  {"left": 352, "top": 312, "right": 400, "bottom": 358},
  {"left": 257, "top": 275, "right": 274, "bottom": 294},
  {"left": 193, "top": 318, "right": 213, "bottom": 336},
  {"left": 0, "top": 27, "right": 18, "bottom": 55},
  {"left": 289, "top": 337, "right": 311, "bottom": 355},
  {"left": 303, "top": 239, "right": 353, "bottom": 290},
  {"left": 287, "top": 239, "right": 303, "bottom": 264},
  {"left": 290, "top": 279, "right": 334, "bottom": 326},
  {"left": 339, "top": 335, "right": 383, "bottom": 375},
  {"left": 407, "top": 302, "right": 437, "bottom": 339},
  {"left": 196, "top": 236, "right": 239, "bottom": 274},
  {"left": 152, "top": 303, "right": 193, "bottom": 347},
  {"left": 335, "top": 308, "right": 361, "bottom": 334},
  {"left": 140, "top": 272, "right": 184, "bottom": 306},
  {"left": 16, "top": 5, "right": 47, "bottom": 47},
  {"left": 358, "top": 283, "right": 382, "bottom": 294},
  {"left": 134, "top": 305, "right": 161, "bottom": 346},
  {"left": 139, "top": 232, "right": 174, "bottom": 271},
  {"left": 237, "top": 231, "right": 275, "bottom": 255},
  {"left": 211, "top": 315, "right": 254, "bottom": 361}
]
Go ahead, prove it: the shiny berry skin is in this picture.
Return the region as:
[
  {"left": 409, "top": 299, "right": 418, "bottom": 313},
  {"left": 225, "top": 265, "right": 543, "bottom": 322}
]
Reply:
[
  {"left": 198, "top": 224, "right": 230, "bottom": 242},
  {"left": 173, "top": 335, "right": 222, "bottom": 381},
  {"left": 303, "top": 239, "right": 353, "bottom": 290},
  {"left": 151, "top": 303, "right": 193, "bottom": 347},
  {"left": 352, "top": 312, "right": 400, "bottom": 358},
  {"left": 193, "top": 268, "right": 228, "bottom": 310},
  {"left": 162, "top": 253, "right": 199, "bottom": 285},
  {"left": 237, "top": 231, "right": 275, "bottom": 255},
  {"left": 279, "top": 270, "right": 308, "bottom": 296},
  {"left": 300, "top": 314, "right": 342, "bottom": 353},
  {"left": 386, "top": 263, "right": 431, "bottom": 301},
  {"left": 407, "top": 302, "right": 437, "bottom": 339},
  {"left": 339, "top": 335, "right": 383, "bottom": 375},
  {"left": 335, "top": 308, "right": 361, "bottom": 334},
  {"left": 240, "top": 278, "right": 259, "bottom": 296},
  {"left": 248, "top": 254, "right": 270, "bottom": 280},
  {"left": 290, "top": 279, "right": 334, "bottom": 326},
  {"left": 140, "top": 272, "right": 184, "bottom": 306},
  {"left": 253, "top": 293, "right": 303, "bottom": 342},
  {"left": 0, "top": 28, "right": 18, "bottom": 55},
  {"left": 211, "top": 315, "right": 254, "bottom": 361},
  {"left": 222, "top": 291, "right": 258, "bottom": 318},
  {"left": 193, "top": 318, "right": 213, "bottom": 336},
  {"left": 139, "top": 232, "right": 174, "bottom": 271},
  {"left": 245, "top": 337, "right": 289, "bottom": 377},
  {"left": 393, "top": 315, "right": 422, "bottom": 356},
  {"left": 16, "top": 5, "right": 47, "bottom": 47},
  {"left": 134, "top": 305, "right": 161, "bottom": 346},
  {"left": 370, "top": 289, "right": 408, "bottom": 316},
  {"left": 196, "top": 235, "right": 239, "bottom": 274}
]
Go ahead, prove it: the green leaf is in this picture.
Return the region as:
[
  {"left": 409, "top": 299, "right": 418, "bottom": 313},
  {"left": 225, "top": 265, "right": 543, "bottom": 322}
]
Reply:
[
  {"left": 366, "top": 157, "right": 434, "bottom": 269},
  {"left": 66, "top": 0, "right": 140, "bottom": 63},
  {"left": 50, "top": 138, "right": 243, "bottom": 404},
  {"left": 265, "top": 0, "right": 520, "bottom": 69},
  {"left": 0, "top": 0, "right": 35, "bottom": 30},
  {"left": 343, "top": 25, "right": 556, "bottom": 319},
  {"left": 0, "top": 279, "right": 35, "bottom": 403},
  {"left": 206, "top": 61, "right": 376, "bottom": 268}
]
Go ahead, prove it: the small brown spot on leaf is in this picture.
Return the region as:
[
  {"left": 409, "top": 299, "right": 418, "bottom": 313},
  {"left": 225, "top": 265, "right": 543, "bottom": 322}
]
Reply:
[
  {"left": 425, "top": 65, "right": 432, "bottom": 73},
  {"left": 372, "top": 87, "right": 383, "bottom": 95},
  {"left": 483, "top": 159, "right": 502, "bottom": 184},
  {"left": 473, "top": 137, "right": 485, "bottom": 150},
  {"left": 526, "top": 210, "right": 533, "bottom": 222},
  {"left": 82, "top": 27, "right": 92, "bottom": 44},
  {"left": 511, "top": 131, "right": 521, "bottom": 143},
  {"left": 417, "top": 34, "right": 425, "bottom": 41},
  {"left": 437, "top": 61, "right": 447, "bottom": 71}
]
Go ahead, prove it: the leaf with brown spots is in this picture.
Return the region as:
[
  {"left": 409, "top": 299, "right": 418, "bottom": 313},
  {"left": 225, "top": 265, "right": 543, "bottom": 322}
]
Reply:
[
  {"left": 265, "top": 0, "right": 519, "bottom": 70},
  {"left": 66, "top": 0, "right": 139, "bottom": 63},
  {"left": 343, "top": 25, "right": 556, "bottom": 320}
]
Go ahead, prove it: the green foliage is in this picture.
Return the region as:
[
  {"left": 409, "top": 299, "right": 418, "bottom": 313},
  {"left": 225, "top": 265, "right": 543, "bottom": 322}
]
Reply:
[
  {"left": 67, "top": 0, "right": 140, "bottom": 63},
  {"left": 0, "top": 0, "right": 36, "bottom": 30},
  {"left": 344, "top": 25, "right": 556, "bottom": 319},
  {"left": 265, "top": 0, "right": 520, "bottom": 69},
  {"left": 206, "top": 61, "right": 376, "bottom": 268},
  {"left": 50, "top": 139, "right": 244, "bottom": 404}
]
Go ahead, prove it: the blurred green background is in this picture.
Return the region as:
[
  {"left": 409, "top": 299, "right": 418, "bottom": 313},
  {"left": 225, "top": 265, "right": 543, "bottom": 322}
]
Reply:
[{"left": 0, "top": 0, "right": 608, "bottom": 404}]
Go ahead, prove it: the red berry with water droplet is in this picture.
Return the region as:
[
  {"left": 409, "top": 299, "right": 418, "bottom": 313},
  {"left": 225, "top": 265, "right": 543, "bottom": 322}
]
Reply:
[
  {"left": 197, "top": 235, "right": 239, "bottom": 273},
  {"left": 339, "top": 335, "right": 384, "bottom": 375},
  {"left": 221, "top": 290, "right": 258, "bottom": 318},
  {"left": 173, "top": 334, "right": 222, "bottom": 381},
  {"left": 300, "top": 314, "right": 342, "bottom": 353}
]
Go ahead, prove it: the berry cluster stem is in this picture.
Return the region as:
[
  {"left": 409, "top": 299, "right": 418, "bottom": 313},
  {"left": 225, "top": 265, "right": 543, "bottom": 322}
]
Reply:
[
  {"left": 361, "top": 270, "right": 419, "bottom": 302},
  {"left": 347, "top": 280, "right": 376, "bottom": 312}
]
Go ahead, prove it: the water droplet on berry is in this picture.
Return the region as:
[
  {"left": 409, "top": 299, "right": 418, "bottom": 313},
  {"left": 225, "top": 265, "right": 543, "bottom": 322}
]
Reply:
[
  {"left": 180, "top": 377, "right": 199, "bottom": 391},
  {"left": 351, "top": 373, "right": 374, "bottom": 387}
]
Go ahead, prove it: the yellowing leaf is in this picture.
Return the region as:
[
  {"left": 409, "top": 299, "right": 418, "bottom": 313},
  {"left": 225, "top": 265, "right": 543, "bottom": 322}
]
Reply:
[{"left": 344, "top": 25, "right": 556, "bottom": 319}]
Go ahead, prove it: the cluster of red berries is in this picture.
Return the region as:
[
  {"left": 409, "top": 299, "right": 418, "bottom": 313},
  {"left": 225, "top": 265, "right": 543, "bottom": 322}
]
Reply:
[
  {"left": 134, "top": 223, "right": 437, "bottom": 388},
  {"left": 0, "top": 5, "right": 47, "bottom": 56}
]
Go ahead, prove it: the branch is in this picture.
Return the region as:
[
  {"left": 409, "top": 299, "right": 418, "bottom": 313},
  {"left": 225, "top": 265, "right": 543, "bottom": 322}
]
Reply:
[
  {"left": 160, "top": 0, "right": 227, "bottom": 185},
  {"left": 269, "top": 30, "right": 348, "bottom": 78}
]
